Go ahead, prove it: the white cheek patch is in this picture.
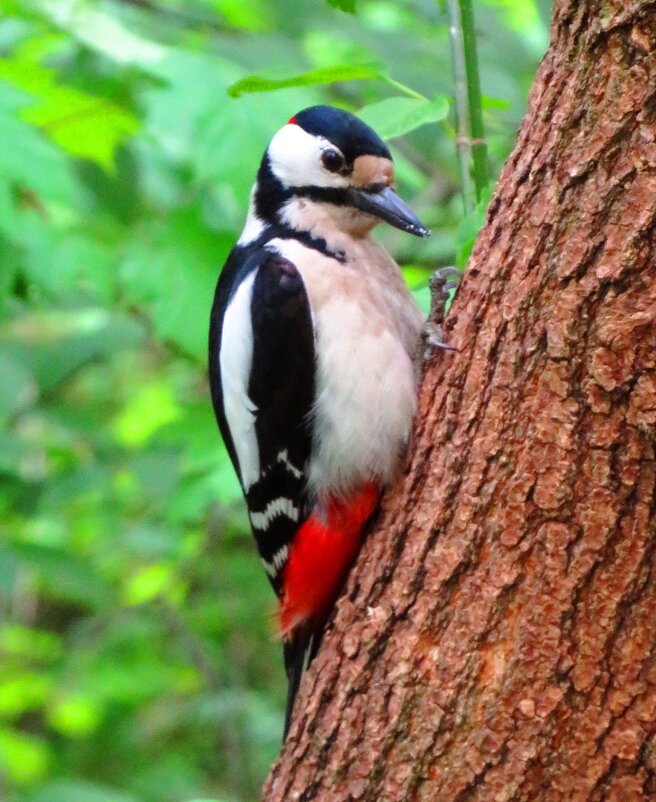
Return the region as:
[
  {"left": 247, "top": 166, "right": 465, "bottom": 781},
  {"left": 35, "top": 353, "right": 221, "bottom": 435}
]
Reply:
[{"left": 268, "top": 124, "right": 348, "bottom": 189}]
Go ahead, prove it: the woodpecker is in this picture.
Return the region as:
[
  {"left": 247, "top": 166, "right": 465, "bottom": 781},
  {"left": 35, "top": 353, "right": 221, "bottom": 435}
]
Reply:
[{"left": 209, "top": 105, "right": 430, "bottom": 737}]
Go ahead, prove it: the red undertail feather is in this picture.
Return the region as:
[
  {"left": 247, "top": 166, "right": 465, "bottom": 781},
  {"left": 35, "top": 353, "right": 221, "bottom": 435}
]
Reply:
[{"left": 280, "top": 483, "right": 380, "bottom": 637}]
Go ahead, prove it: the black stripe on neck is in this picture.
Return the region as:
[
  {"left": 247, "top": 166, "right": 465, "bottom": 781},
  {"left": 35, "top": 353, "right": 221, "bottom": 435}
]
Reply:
[{"left": 245, "top": 224, "right": 346, "bottom": 264}]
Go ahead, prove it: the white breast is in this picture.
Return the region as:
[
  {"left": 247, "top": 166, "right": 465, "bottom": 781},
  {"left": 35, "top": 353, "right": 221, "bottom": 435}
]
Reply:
[{"left": 269, "top": 235, "right": 423, "bottom": 502}]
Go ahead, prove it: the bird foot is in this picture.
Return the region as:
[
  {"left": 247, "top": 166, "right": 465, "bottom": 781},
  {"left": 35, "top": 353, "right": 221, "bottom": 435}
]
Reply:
[{"left": 421, "top": 266, "right": 460, "bottom": 358}]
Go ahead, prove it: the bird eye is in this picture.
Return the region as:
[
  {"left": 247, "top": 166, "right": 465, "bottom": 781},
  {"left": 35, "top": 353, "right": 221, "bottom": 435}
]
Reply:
[{"left": 321, "top": 148, "right": 345, "bottom": 173}]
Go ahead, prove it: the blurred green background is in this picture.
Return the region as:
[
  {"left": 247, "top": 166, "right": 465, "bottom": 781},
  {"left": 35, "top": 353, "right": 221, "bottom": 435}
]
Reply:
[{"left": 0, "top": 1, "right": 549, "bottom": 800}]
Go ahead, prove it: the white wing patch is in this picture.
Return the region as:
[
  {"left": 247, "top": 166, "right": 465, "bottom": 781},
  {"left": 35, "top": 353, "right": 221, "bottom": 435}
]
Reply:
[
  {"left": 250, "top": 498, "right": 299, "bottom": 530},
  {"left": 220, "top": 271, "right": 259, "bottom": 490}
]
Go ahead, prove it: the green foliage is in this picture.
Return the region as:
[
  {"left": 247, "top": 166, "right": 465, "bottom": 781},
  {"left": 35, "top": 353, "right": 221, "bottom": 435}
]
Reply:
[
  {"left": 228, "top": 64, "right": 384, "bottom": 97},
  {"left": 359, "top": 95, "right": 449, "bottom": 139},
  {"left": 327, "top": 0, "right": 357, "bottom": 13},
  {"left": 0, "top": 1, "right": 549, "bottom": 801},
  {"left": 0, "top": 51, "right": 139, "bottom": 170}
]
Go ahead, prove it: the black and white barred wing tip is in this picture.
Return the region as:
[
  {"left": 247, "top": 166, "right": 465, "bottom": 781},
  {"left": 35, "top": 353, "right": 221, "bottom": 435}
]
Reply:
[{"left": 246, "top": 450, "right": 309, "bottom": 593}]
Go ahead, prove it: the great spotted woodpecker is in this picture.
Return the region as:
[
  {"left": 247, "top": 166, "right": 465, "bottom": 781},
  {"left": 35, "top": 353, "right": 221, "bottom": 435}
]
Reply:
[{"left": 209, "top": 105, "right": 431, "bottom": 737}]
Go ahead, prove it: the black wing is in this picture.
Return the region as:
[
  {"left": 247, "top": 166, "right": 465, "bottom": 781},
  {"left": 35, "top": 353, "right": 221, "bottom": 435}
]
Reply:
[{"left": 209, "top": 245, "right": 315, "bottom": 595}]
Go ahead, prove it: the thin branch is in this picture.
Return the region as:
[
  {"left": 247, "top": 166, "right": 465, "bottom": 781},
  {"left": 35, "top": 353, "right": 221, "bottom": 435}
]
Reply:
[
  {"left": 445, "top": 0, "right": 488, "bottom": 212},
  {"left": 459, "top": 0, "right": 488, "bottom": 200},
  {"left": 445, "top": 0, "right": 474, "bottom": 213}
]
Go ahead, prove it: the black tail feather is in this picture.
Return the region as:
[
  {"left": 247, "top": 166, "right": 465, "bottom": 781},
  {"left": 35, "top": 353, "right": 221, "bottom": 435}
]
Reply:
[{"left": 282, "top": 623, "right": 322, "bottom": 739}]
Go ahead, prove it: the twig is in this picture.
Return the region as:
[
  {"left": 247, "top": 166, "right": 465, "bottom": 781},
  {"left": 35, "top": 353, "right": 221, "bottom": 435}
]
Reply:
[
  {"left": 459, "top": 0, "right": 488, "bottom": 201},
  {"left": 444, "top": 0, "right": 488, "bottom": 212}
]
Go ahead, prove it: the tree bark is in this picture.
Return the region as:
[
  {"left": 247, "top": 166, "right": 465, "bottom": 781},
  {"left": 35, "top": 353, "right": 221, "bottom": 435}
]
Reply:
[{"left": 263, "top": 1, "right": 656, "bottom": 799}]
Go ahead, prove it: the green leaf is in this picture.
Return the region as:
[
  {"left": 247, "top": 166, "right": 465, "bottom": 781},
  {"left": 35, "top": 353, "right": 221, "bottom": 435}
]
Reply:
[
  {"left": 358, "top": 95, "right": 449, "bottom": 139},
  {"left": 0, "top": 673, "right": 53, "bottom": 718},
  {"left": 37, "top": 1, "right": 168, "bottom": 72},
  {"left": 212, "top": 0, "right": 272, "bottom": 30},
  {"left": 327, "top": 0, "right": 356, "bottom": 12},
  {"left": 0, "top": 55, "right": 139, "bottom": 169},
  {"left": 47, "top": 694, "right": 103, "bottom": 737},
  {"left": 123, "top": 563, "right": 175, "bottom": 606},
  {"left": 114, "top": 383, "right": 183, "bottom": 448},
  {"left": 0, "top": 626, "right": 63, "bottom": 662},
  {"left": 18, "top": 227, "right": 118, "bottom": 302},
  {"left": 0, "top": 727, "right": 50, "bottom": 784},
  {"left": 228, "top": 63, "right": 384, "bottom": 97},
  {"left": 0, "top": 109, "right": 78, "bottom": 205}
]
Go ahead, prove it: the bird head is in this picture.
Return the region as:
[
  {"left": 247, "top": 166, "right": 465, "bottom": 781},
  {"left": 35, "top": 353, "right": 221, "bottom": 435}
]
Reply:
[{"left": 252, "top": 105, "right": 429, "bottom": 240}]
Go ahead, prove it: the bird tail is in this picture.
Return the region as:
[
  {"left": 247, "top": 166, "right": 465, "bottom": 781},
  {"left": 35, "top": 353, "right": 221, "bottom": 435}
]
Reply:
[
  {"left": 279, "top": 483, "right": 380, "bottom": 738},
  {"left": 282, "top": 622, "right": 321, "bottom": 739}
]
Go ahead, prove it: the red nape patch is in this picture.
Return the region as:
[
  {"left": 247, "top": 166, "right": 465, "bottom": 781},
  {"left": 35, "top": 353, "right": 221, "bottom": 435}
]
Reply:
[
  {"left": 279, "top": 483, "right": 379, "bottom": 637},
  {"left": 287, "top": 115, "right": 297, "bottom": 125}
]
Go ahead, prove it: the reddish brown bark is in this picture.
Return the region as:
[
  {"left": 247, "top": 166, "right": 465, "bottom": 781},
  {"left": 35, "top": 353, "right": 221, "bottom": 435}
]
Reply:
[{"left": 263, "top": 2, "right": 656, "bottom": 799}]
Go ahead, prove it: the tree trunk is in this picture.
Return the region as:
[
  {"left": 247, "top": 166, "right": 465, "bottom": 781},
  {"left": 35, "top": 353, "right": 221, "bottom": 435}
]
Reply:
[{"left": 263, "top": 2, "right": 656, "bottom": 799}]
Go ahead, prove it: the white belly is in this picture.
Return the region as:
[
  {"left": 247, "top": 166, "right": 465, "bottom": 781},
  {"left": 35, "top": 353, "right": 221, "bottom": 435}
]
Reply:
[{"left": 269, "top": 236, "right": 424, "bottom": 502}]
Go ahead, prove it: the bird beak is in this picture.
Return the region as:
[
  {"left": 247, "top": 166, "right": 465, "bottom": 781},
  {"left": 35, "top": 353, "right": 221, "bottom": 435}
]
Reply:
[{"left": 346, "top": 186, "right": 430, "bottom": 237}]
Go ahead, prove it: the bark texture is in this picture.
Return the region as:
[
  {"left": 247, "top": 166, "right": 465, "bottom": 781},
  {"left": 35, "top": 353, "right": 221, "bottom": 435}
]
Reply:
[{"left": 264, "top": 2, "right": 656, "bottom": 799}]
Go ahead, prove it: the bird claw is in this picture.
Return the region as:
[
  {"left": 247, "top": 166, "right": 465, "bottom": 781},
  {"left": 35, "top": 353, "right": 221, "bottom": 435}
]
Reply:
[
  {"left": 441, "top": 279, "right": 460, "bottom": 292},
  {"left": 426, "top": 327, "right": 458, "bottom": 351},
  {"left": 430, "top": 265, "right": 461, "bottom": 282}
]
